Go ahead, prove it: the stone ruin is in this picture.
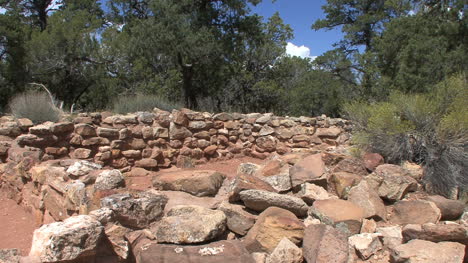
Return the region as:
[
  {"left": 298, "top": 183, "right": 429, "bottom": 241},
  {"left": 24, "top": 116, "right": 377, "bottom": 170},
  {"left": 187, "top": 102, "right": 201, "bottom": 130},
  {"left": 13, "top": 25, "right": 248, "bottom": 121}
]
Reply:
[{"left": 0, "top": 109, "right": 466, "bottom": 263}]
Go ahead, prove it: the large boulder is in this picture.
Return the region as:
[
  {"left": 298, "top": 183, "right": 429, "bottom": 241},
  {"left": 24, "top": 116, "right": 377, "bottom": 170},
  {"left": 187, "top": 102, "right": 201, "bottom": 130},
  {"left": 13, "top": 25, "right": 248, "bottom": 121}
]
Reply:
[
  {"left": 390, "top": 239, "right": 465, "bottom": 263},
  {"left": 29, "top": 215, "right": 104, "bottom": 262},
  {"left": 426, "top": 195, "right": 465, "bottom": 220},
  {"left": 289, "top": 153, "right": 326, "bottom": 188},
  {"left": 244, "top": 207, "right": 305, "bottom": 253},
  {"left": 101, "top": 191, "right": 168, "bottom": 229},
  {"left": 135, "top": 240, "right": 255, "bottom": 263},
  {"left": 303, "top": 224, "right": 349, "bottom": 263},
  {"left": 348, "top": 180, "right": 386, "bottom": 220},
  {"left": 217, "top": 202, "right": 256, "bottom": 236},
  {"left": 390, "top": 200, "right": 441, "bottom": 225},
  {"left": 309, "top": 199, "right": 365, "bottom": 235},
  {"left": 239, "top": 189, "right": 309, "bottom": 217},
  {"left": 152, "top": 170, "right": 226, "bottom": 197},
  {"left": 155, "top": 205, "right": 227, "bottom": 244}
]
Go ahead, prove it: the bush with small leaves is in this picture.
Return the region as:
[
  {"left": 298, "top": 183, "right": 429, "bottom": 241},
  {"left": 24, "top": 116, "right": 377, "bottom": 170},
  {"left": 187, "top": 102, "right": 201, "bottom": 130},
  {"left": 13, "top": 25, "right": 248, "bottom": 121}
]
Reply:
[{"left": 344, "top": 74, "right": 467, "bottom": 198}]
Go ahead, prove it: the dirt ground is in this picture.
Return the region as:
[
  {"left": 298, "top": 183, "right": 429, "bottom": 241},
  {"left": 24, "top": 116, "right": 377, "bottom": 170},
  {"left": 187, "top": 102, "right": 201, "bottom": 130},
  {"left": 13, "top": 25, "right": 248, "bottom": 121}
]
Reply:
[
  {"left": 0, "top": 156, "right": 264, "bottom": 256},
  {"left": 0, "top": 193, "right": 37, "bottom": 256}
]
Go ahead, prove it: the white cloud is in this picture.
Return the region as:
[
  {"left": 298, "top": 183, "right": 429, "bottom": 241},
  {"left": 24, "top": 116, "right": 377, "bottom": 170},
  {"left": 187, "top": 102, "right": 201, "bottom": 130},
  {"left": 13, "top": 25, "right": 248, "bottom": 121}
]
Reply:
[
  {"left": 0, "top": 7, "right": 6, "bottom": 14},
  {"left": 285, "top": 42, "right": 317, "bottom": 60}
]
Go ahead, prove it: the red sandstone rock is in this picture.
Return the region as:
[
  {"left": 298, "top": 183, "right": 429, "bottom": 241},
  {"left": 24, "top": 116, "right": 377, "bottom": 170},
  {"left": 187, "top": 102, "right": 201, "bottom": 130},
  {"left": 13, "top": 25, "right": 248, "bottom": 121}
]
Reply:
[
  {"left": 303, "top": 224, "right": 349, "bottom": 263},
  {"left": 244, "top": 207, "right": 305, "bottom": 253}
]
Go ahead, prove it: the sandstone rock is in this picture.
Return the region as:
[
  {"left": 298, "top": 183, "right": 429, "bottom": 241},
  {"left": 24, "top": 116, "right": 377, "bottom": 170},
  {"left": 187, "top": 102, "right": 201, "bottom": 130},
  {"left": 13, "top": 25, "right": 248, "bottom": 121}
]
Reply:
[
  {"left": 0, "top": 122, "right": 21, "bottom": 137},
  {"left": 348, "top": 180, "right": 386, "bottom": 220},
  {"left": 204, "top": 145, "right": 218, "bottom": 155},
  {"left": 402, "top": 223, "right": 468, "bottom": 244},
  {"left": 66, "top": 160, "right": 102, "bottom": 177},
  {"left": 244, "top": 207, "right": 305, "bottom": 253},
  {"left": 239, "top": 189, "right": 308, "bottom": 217},
  {"left": 42, "top": 185, "right": 68, "bottom": 221},
  {"left": 217, "top": 202, "right": 256, "bottom": 236},
  {"left": 156, "top": 205, "right": 227, "bottom": 244},
  {"left": 29, "top": 123, "right": 53, "bottom": 135},
  {"left": 332, "top": 157, "right": 368, "bottom": 176},
  {"left": 50, "top": 122, "right": 74, "bottom": 134},
  {"left": 238, "top": 162, "right": 261, "bottom": 176},
  {"left": 390, "top": 200, "right": 441, "bottom": 225},
  {"left": 262, "top": 168, "right": 292, "bottom": 192},
  {"left": 252, "top": 252, "right": 268, "bottom": 263},
  {"left": 376, "top": 226, "right": 403, "bottom": 249},
  {"left": 135, "top": 158, "right": 158, "bottom": 169},
  {"left": 105, "top": 224, "right": 132, "bottom": 260},
  {"left": 153, "top": 127, "right": 169, "bottom": 138},
  {"left": 135, "top": 240, "right": 255, "bottom": 263},
  {"left": 316, "top": 127, "right": 341, "bottom": 138},
  {"left": 309, "top": 199, "right": 365, "bottom": 235},
  {"left": 361, "top": 219, "right": 377, "bottom": 233},
  {"left": 74, "top": 123, "right": 96, "bottom": 137},
  {"left": 172, "top": 110, "right": 189, "bottom": 126},
  {"left": 256, "top": 136, "right": 277, "bottom": 152},
  {"left": 122, "top": 149, "right": 141, "bottom": 158},
  {"left": 426, "top": 195, "right": 465, "bottom": 220},
  {"left": 101, "top": 191, "right": 168, "bottom": 229},
  {"left": 390, "top": 239, "right": 465, "bottom": 263},
  {"left": 89, "top": 207, "right": 115, "bottom": 225},
  {"left": 29, "top": 215, "right": 103, "bottom": 262},
  {"left": 0, "top": 249, "right": 19, "bottom": 263},
  {"left": 300, "top": 183, "right": 330, "bottom": 205},
  {"left": 94, "top": 169, "right": 125, "bottom": 190},
  {"left": 152, "top": 170, "right": 225, "bottom": 197},
  {"left": 259, "top": 126, "right": 275, "bottom": 136},
  {"left": 303, "top": 224, "right": 348, "bottom": 263},
  {"left": 329, "top": 172, "right": 362, "bottom": 198},
  {"left": 378, "top": 173, "right": 418, "bottom": 201},
  {"left": 266, "top": 237, "right": 303, "bottom": 263},
  {"left": 64, "top": 180, "right": 87, "bottom": 210},
  {"left": 228, "top": 173, "right": 277, "bottom": 202},
  {"left": 289, "top": 153, "right": 325, "bottom": 188},
  {"left": 97, "top": 127, "right": 119, "bottom": 138},
  {"left": 213, "top": 112, "right": 234, "bottom": 121},
  {"left": 363, "top": 153, "right": 384, "bottom": 171},
  {"left": 256, "top": 114, "right": 272, "bottom": 124},
  {"left": 348, "top": 233, "right": 383, "bottom": 260},
  {"left": 169, "top": 122, "right": 192, "bottom": 140},
  {"left": 375, "top": 164, "right": 410, "bottom": 177}
]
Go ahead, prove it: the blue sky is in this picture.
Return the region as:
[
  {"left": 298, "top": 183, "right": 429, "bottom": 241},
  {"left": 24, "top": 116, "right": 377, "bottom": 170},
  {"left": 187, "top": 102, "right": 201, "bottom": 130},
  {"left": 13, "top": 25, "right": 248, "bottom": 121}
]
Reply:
[{"left": 251, "top": 0, "right": 343, "bottom": 58}]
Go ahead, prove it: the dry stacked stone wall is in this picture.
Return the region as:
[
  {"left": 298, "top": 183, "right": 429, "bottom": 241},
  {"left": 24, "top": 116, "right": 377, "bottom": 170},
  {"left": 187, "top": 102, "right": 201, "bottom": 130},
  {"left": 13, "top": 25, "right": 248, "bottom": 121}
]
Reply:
[{"left": 0, "top": 109, "right": 351, "bottom": 169}]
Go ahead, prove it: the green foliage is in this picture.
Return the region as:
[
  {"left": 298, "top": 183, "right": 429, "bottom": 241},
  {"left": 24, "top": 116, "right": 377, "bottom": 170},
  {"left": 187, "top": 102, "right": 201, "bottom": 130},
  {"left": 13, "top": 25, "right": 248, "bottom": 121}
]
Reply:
[
  {"left": 8, "top": 90, "right": 61, "bottom": 123},
  {"left": 112, "top": 93, "right": 183, "bottom": 114},
  {"left": 344, "top": 75, "right": 468, "bottom": 197}
]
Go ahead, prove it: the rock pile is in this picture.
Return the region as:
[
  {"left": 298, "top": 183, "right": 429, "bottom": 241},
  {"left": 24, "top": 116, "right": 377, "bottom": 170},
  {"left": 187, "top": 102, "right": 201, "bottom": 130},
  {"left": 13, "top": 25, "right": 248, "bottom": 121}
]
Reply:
[{"left": 0, "top": 111, "right": 466, "bottom": 263}]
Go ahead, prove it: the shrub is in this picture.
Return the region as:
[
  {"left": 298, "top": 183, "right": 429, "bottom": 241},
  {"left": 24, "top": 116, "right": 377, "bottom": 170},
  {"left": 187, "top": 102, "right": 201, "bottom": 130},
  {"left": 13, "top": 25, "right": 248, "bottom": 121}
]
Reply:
[
  {"left": 344, "top": 75, "right": 468, "bottom": 198},
  {"left": 8, "top": 90, "right": 61, "bottom": 124},
  {"left": 112, "top": 93, "right": 183, "bottom": 114}
]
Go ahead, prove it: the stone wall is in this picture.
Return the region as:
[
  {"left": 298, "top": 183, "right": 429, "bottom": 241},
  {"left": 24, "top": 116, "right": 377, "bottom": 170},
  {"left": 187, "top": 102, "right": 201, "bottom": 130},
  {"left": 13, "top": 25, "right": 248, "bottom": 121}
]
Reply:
[{"left": 0, "top": 109, "right": 351, "bottom": 169}]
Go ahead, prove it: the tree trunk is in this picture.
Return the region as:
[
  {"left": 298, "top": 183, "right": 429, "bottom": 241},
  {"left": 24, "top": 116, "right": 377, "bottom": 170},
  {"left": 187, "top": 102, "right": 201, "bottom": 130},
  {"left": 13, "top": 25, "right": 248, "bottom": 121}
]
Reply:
[{"left": 178, "top": 53, "right": 198, "bottom": 109}]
